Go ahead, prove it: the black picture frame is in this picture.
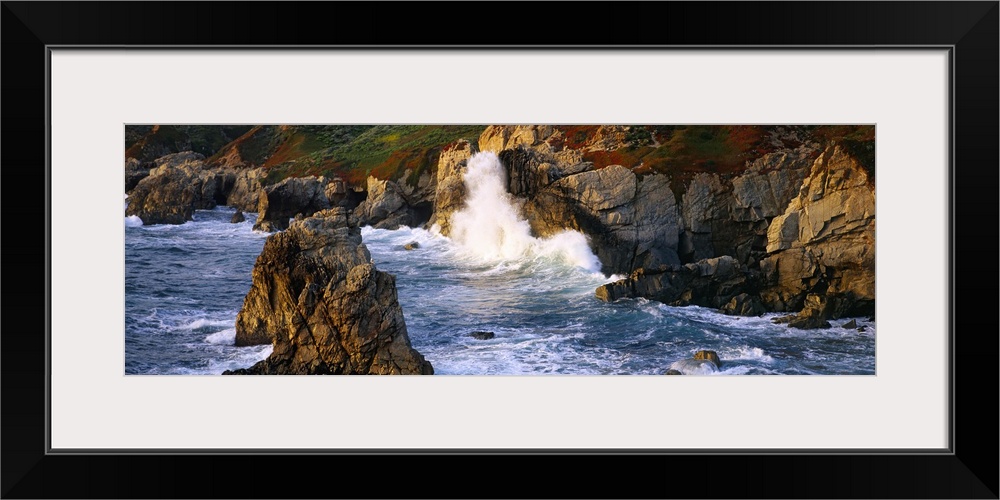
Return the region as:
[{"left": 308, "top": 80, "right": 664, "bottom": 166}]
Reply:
[{"left": 3, "top": 2, "right": 997, "bottom": 498}]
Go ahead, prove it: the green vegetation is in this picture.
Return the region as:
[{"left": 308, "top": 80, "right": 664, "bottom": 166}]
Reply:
[
  {"left": 257, "top": 125, "right": 486, "bottom": 186},
  {"left": 127, "top": 124, "right": 873, "bottom": 191}
]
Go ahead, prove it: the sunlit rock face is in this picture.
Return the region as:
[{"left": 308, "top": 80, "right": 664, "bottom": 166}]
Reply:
[{"left": 230, "top": 208, "right": 433, "bottom": 375}]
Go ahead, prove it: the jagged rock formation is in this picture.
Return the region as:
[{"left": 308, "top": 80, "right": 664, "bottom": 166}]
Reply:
[
  {"left": 125, "top": 152, "right": 230, "bottom": 224},
  {"left": 124, "top": 126, "right": 874, "bottom": 333},
  {"left": 434, "top": 127, "right": 681, "bottom": 275},
  {"left": 479, "top": 125, "right": 556, "bottom": 154},
  {"left": 594, "top": 143, "right": 874, "bottom": 328},
  {"left": 226, "top": 168, "right": 265, "bottom": 212},
  {"left": 125, "top": 151, "right": 266, "bottom": 225},
  {"left": 759, "top": 144, "right": 875, "bottom": 317},
  {"left": 720, "top": 293, "right": 766, "bottom": 316},
  {"left": 253, "top": 176, "right": 332, "bottom": 232},
  {"left": 327, "top": 177, "right": 367, "bottom": 211},
  {"left": 124, "top": 157, "right": 153, "bottom": 192},
  {"left": 352, "top": 175, "right": 434, "bottom": 230},
  {"left": 526, "top": 165, "right": 681, "bottom": 275},
  {"left": 429, "top": 139, "right": 476, "bottom": 235},
  {"left": 228, "top": 208, "right": 433, "bottom": 374},
  {"left": 595, "top": 256, "right": 757, "bottom": 309},
  {"left": 679, "top": 148, "right": 816, "bottom": 265}
]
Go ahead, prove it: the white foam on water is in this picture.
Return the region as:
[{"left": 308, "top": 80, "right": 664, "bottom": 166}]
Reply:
[
  {"left": 362, "top": 225, "right": 446, "bottom": 248},
  {"left": 669, "top": 358, "right": 720, "bottom": 375},
  {"left": 638, "top": 300, "right": 664, "bottom": 318},
  {"left": 205, "top": 328, "right": 237, "bottom": 345},
  {"left": 205, "top": 344, "right": 273, "bottom": 374},
  {"left": 448, "top": 152, "right": 602, "bottom": 273},
  {"left": 534, "top": 230, "right": 603, "bottom": 272},
  {"left": 178, "top": 318, "right": 233, "bottom": 330},
  {"left": 719, "top": 345, "right": 774, "bottom": 363},
  {"left": 125, "top": 193, "right": 143, "bottom": 226},
  {"left": 422, "top": 327, "right": 632, "bottom": 375},
  {"left": 714, "top": 365, "right": 777, "bottom": 375}
]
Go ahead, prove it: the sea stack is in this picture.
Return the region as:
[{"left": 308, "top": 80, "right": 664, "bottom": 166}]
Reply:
[{"left": 228, "top": 207, "right": 433, "bottom": 374}]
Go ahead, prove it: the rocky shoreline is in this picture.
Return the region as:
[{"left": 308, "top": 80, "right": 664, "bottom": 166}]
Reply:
[{"left": 125, "top": 125, "right": 875, "bottom": 374}]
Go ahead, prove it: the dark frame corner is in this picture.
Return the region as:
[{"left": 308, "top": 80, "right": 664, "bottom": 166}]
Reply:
[{"left": 2, "top": 2, "right": 997, "bottom": 498}]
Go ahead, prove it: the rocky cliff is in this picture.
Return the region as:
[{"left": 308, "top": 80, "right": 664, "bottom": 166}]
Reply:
[
  {"left": 226, "top": 168, "right": 266, "bottom": 212},
  {"left": 591, "top": 141, "right": 875, "bottom": 327},
  {"left": 526, "top": 166, "right": 681, "bottom": 274},
  {"left": 352, "top": 173, "right": 435, "bottom": 230},
  {"left": 429, "top": 139, "right": 476, "bottom": 235},
  {"left": 125, "top": 152, "right": 232, "bottom": 224},
  {"left": 427, "top": 126, "right": 828, "bottom": 277},
  {"left": 252, "top": 176, "right": 335, "bottom": 232},
  {"left": 126, "top": 125, "right": 874, "bottom": 329},
  {"left": 228, "top": 208, "right": 433, "bottom": 375},
  {"left": 595, "top": 256, "right": 757, "bottom": 309},
  {"left": 759, "top": 144, "right": 875, "bottom": 316},
  {"left": 679, "top": 147, "right": 816, "bottom": 266},
  {"left": 429, "top": 126, "right": 680, "bottom": 275}
]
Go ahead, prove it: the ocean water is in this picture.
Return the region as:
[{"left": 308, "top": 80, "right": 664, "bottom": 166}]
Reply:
[
  {"left": 124, "top": 154, "right": 875, "bottom": 375},
  {"left": 125, "top": 207, "right": 272, "bottom": 374},
  {"left": 361, "top": 225, "right": 875, "bottom": 375}
]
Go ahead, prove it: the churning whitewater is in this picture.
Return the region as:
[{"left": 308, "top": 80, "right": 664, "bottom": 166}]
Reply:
[
  {"left": 447, "top": 152, "right": 602, "bottom": 272},
  {"left": 124, "top": 152, "right": 875, "bottom": 375}
]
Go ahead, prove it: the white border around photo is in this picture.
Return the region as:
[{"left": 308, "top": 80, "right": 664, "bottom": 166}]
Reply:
[{"left": 49, "top": 50, "right": 948, "bottom": 450}]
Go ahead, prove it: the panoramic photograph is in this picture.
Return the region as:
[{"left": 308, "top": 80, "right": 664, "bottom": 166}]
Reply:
[{"left": 124, "top": 125, "right": 876, "bottom": 375}]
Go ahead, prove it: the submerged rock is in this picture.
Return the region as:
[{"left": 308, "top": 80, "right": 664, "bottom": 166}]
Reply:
[
  {"left": 229, "top": 208, "right": 433, "bottom": 374},
  {"left": 719, "top": 293, "right": 766, "bottom": 316},
  {"left": 772, "top": 294, "right": 833, "bottom": 329},
  {"left": 595, "top": 256, "right": 756, "bottom": 310},
  {"left": 668, "top": 349, "right": 723, "bottom": 374},
  {"left": 468, "top": 331, "right": 495, "bottom": 340},
  {"left": 230, "top": 210, "right": 246, "bottom": 223},
  {"left": 403, "top": 242, "right": 420, "bottom": 251},
  {"left": 786, "top": 315, "right": 831, "bottom": 330},
  {"left": 668, "top": 358, "right": 719, "bottom": 375},
  {"left": 842, "top": 319, "right": 858, "bottom": 329},
  {"left": 693, "top": 350, "right": 722, "bottom": 368}
]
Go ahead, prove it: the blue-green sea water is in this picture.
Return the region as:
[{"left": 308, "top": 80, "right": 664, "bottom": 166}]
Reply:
[{"left": 124, "top": 205, "right": 875, "bottom": 375}]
